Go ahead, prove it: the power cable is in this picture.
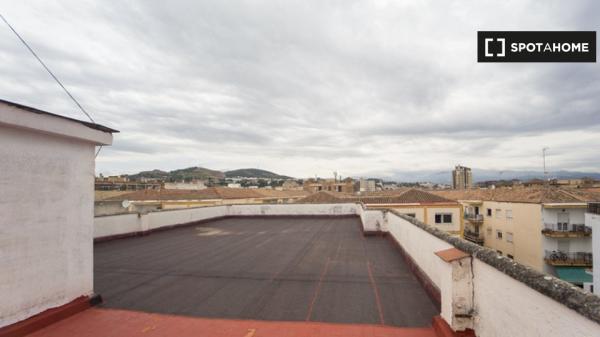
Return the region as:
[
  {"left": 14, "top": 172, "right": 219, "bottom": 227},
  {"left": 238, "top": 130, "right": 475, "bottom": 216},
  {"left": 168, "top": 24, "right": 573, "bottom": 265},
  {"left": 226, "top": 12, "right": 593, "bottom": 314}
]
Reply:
[{"left": 1, "top": 13, "right": 104, "bottom": 157}]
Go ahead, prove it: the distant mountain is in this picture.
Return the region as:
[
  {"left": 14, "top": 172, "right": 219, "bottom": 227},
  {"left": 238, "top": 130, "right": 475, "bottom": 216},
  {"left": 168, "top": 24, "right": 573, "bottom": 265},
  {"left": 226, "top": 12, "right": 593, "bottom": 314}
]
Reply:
[
  {"left": 128, "top": 166, "right": 224, "bottom": 181},
  {"left": 386, "top": 169, "right": 600, "bottom": 184},
  {"left": 128, "top": 169, "right": 169, "bottom": 180},
  {"left": 126, "top": 167, "right": 291, "bottom": 181},
  {"left": 225, "top": 168, "right": 291, "bottom": 179},
  {"left": 169, "top": 167, "right": 225, "bottom": 181}
]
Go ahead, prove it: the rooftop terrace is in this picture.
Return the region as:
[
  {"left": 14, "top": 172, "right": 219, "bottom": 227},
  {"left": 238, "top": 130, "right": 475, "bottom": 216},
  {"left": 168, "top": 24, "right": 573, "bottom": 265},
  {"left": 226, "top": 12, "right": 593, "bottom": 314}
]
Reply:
[{"left": 94, "top": 216, "right": 438, "bottom": 326}]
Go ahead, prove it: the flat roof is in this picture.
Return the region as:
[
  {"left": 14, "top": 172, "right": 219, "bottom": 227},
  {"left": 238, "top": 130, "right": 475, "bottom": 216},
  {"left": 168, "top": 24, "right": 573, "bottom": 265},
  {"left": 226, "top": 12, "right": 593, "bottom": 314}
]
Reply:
[
  {"left": 0, "top": 99, "right": 118, "bottom": 133},
  {"left": 94, "top": 216, "right": 439, "bottom": 327}
]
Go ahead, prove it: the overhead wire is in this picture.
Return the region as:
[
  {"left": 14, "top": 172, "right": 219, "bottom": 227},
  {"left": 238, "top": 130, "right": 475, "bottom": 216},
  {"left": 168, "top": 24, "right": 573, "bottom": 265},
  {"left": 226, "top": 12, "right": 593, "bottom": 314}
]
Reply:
[{"left": 0, "top": 13, "right": 105, "bottom": 157}]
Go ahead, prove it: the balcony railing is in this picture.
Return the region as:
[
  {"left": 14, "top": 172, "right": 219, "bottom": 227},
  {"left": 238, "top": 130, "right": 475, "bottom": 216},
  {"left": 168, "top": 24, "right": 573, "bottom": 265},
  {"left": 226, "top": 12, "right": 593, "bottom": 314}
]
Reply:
[
  {"left": 541, "top": 223, "right": 591, "bottom": 237},
  {"left": 464, "top": 213, "right": 483, "bottom": 222},
  {"left": 544, "top": 250, "right": 593, "bottom": 266},
  {"left": 463, "top": 230, "right": 484, "bottom": 245},
  {"left": 588, "top": 202, "right": 600, "bottom": 215}
]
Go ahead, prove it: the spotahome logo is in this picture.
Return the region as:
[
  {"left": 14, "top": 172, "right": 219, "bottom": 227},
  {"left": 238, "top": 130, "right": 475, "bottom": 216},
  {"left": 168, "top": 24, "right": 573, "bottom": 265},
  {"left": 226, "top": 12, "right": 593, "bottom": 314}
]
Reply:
[{"left": 478, "top": 31, "right": 596, "bottom": 62}]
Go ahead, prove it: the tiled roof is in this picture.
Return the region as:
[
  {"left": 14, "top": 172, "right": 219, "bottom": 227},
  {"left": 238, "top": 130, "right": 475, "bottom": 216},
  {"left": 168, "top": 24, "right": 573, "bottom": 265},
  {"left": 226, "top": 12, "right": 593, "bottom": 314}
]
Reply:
[
  {"left": 106, "top": 187, "right": 309, "bottom": 201},
  {"left": 298, "top": 188, "right": 456, "bottom": 204},
  {"left": 432, "top": 187, "right": 600, "bottom": 204}
]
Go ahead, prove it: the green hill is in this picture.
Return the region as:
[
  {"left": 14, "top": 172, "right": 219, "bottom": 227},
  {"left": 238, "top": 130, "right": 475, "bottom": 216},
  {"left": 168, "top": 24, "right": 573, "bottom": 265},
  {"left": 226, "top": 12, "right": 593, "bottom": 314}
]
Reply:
[{"left": 225, "top": 168, "right": 291, "bottom": 179}]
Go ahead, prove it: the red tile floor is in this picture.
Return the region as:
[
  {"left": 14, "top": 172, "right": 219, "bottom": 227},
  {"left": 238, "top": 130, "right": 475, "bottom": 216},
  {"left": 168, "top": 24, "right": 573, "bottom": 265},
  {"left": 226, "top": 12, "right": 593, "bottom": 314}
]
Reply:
[{"left": 28, "top": 308, "right": 437, "bottom": 337}]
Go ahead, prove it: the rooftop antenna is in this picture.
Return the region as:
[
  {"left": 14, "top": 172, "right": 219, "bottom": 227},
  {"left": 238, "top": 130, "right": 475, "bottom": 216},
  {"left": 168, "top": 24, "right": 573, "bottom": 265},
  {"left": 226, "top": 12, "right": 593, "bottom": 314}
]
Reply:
[{"left": 542, "top": 147, "right": 550, "bottom": 181}]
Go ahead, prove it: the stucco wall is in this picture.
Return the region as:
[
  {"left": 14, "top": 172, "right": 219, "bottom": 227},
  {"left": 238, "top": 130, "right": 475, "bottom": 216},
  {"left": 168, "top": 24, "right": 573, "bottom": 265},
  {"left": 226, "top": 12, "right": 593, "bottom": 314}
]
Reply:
[
  {"left": 0, "top": 125, "right": 96, "bottom": 327},
  {"left": 586, "top": 212, "right": 600, "bottom": 295},
  {"left": 473, "top": 259, "right": 600, "bottom": 337},
  {"left": 386, "top": 212, "right": 453, "bottom": 288},
  {"left": 94, "top": 203, "right": 359, "bottom": 239}
]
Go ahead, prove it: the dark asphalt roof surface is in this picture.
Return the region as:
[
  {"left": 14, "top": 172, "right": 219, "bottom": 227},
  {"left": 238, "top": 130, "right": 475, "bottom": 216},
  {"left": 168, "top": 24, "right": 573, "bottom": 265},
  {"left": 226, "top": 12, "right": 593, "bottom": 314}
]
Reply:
[{"left": 94, "top": 216, "right": 439, "bottom": 327}]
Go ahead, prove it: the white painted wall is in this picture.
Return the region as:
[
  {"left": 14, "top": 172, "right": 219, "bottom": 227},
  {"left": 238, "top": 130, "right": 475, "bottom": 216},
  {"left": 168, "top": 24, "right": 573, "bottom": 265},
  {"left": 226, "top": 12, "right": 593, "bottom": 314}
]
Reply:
[
  {"left": 473, "top": 259, "right": 599, "bottom": 337},
  {"left": 543, "top": 207, "right": 587, "bottom": 226},
  {"left": 0, "top": 123, "right": 109, "bottom": 327},
  {"left": 386, "top": 213, "right": 453, "bottom": 289},
  {"left": 587, "top": 212, "right": 600, "bottom": 295},
  {"left": 94, "top": 203, "right": 359, "bottom": 239}
]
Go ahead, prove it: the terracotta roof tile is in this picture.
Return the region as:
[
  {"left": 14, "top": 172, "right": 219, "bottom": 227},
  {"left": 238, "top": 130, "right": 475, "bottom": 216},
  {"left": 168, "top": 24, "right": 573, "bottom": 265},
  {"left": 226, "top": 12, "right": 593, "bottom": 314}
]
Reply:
[{"left": 432, "top": 187, "right": 600, "bottom": 204}]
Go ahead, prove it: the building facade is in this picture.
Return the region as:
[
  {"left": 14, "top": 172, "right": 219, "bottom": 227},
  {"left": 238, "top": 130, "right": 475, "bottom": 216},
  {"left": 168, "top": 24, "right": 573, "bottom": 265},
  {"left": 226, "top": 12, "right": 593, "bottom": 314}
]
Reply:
[
  {"left": 435, "top": 188, "right": 598, "bottom": 288},
  {"left": 452, "top": 165, "right": 473, "bottom": 189}
]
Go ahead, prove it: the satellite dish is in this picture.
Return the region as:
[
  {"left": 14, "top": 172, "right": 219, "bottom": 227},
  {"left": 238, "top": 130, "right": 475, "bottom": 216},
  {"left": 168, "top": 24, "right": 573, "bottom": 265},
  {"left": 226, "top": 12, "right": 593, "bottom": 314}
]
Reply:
[{"left": 122, "top": 200, "right": 131, "bottom": 208}]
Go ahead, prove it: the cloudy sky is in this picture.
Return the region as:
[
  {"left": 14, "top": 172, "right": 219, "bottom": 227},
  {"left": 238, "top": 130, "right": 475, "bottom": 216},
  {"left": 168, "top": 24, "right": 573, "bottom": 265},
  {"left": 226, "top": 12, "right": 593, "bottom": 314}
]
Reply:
[{"left": 1, "top": 0, "right": 599, "bottom": 179}]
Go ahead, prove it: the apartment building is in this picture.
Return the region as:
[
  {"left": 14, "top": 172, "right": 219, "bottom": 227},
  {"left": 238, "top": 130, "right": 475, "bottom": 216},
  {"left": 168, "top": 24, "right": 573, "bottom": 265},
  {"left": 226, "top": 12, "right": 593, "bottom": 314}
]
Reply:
[
  {"left": 435, "top": 187, "right": 600, "bottom": 288},
  {"left": 303, "top": 177, "right": 355, "bottom": 193},
  {"left": 300, "top": 189, "right": 464, "bottom": 234},
  {"left": 588, "top": 202, "right": 600, "bottom": 294},
  {"left": 452, "top": 165, "right": 473, "bottom": 189},
  {"left": 359, "top": 178, "right": 377, "bottom": 192}
]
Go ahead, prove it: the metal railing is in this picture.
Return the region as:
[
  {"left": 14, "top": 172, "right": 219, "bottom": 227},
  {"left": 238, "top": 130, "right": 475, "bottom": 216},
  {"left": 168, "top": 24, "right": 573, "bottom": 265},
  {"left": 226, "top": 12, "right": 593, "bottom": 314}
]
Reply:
[
  {"left": 464, "top": 213, "right": 483, "bottom": 221},
  {"left": 464, "top": 230, "right": 484, "bottom": 244},
  {"left": 542, "top": 223, "right": 591, "bottom": 234},
  {"left": 544, "top": 250, "right": 592, "bottom": 266},
  {"left": 588, "top": 202, "right": 600, "bottom": 215}
]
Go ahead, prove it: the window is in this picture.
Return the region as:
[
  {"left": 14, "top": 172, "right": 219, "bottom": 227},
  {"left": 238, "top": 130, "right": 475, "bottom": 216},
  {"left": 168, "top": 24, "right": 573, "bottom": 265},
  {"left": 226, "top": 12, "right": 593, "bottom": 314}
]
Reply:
[
  {"left": 487, "top": 208, "right": 492, "bottom": 217},
  {"left": 495, "top": 209, "right": 502, "bottom": 219},
  {"left": 435, "top": 213, "right": 453, "bottom": 224},
  {"left": 506, "top": 232, "right": 513, "bottom": 243},
  {"left": 505, "top": 209, "right": 513, "bottom": 219},
  {"left": 404, "top": 213, "right": 416, "bottom": 218},
  {"left": 497, "top": 250, "right": 503, "bottom": 255},
  {"left": 496, "top": 230, "right": 503, "bottom": 239},
  {"left": 507, "top": 254, "right": 514, "bottom": 259}
]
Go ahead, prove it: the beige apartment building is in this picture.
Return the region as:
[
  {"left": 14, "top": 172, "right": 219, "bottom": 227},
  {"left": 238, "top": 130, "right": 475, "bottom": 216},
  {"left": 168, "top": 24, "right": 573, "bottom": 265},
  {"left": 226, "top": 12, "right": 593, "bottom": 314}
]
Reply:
[
  {"left": 300, "top": 189, "right": 464, "bottom": 235},
  {"left": 435, "top": 187, "right": 600, "bottom": 287}
]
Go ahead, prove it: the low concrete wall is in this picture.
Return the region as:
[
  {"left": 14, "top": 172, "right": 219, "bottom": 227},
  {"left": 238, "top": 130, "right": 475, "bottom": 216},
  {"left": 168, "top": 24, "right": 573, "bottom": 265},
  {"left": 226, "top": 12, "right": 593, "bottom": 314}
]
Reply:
[
  {"left": 94, "top": 203, "right": 359, "bottom": 240},
  {"left": 94, "top": 213, "right": 141, "bottom": 238},
  {"left": 384, "top": 210, "right": 600, "bottom": 337},
  {"left": 358, "top": 206, "right": 386, "bottom": 232},
  {"left": 386, "top": 212, "right": 452, "bottom": 289},
  {"left": 473, "top": 259, "right": 600, "bottom": 337}
]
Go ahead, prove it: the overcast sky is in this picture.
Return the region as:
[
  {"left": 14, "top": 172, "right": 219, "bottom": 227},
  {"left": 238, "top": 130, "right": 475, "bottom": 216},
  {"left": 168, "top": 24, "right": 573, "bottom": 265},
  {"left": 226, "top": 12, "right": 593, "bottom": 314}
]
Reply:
[{"left": 1, "top": 0, "right": 599, "bottom": 179}]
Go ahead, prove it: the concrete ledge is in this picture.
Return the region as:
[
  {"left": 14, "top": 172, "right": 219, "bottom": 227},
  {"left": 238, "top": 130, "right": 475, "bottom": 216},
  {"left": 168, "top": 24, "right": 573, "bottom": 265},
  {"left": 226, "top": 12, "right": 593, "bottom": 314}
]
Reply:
[
  {"left": 389, "top": 209, "right": 600, "bottom": 325},
  {"left": 0, "top": 295, "right": 100, "bottom": 337},
  {"left": 95, "top": 214, "right": 360, "bottom": 243}
]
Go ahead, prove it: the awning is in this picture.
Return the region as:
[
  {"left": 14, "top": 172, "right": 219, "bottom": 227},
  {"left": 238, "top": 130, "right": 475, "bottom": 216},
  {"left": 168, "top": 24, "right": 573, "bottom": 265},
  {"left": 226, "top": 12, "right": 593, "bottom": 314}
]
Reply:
[{"left": 555, "top": 266, "right": 593, "bottom": 284}]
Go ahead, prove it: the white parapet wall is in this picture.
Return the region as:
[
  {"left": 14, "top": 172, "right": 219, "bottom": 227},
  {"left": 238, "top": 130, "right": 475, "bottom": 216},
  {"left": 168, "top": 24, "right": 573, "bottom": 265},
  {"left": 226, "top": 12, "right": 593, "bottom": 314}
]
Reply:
[
  {"left": 384, "top": 210, "right": 600, "bottom": 337},
  {"left": 386, "top": 212, "right": 453, "bottom": 289},
  {"left": 94, "top": 203, "right": 359, "bottom": 239},
  {"left": 473, "top": 259, "right": 600, "bottom": 337}
]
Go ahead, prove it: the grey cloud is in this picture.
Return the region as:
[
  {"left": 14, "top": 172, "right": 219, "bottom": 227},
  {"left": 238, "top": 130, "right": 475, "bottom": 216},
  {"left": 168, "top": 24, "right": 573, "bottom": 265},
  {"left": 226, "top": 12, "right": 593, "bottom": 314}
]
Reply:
[{"left": 1, "top": 0, "right": 599, "bottom": 176}]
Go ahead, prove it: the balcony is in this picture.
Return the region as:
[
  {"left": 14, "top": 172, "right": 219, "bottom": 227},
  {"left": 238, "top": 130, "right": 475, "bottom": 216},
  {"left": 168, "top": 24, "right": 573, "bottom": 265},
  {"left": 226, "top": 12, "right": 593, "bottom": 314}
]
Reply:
[
  {"left": 463, "top": 230, "right": 484, "bottom": 245},
  {"left": 541, "top": 223, "right": 591, "bottom": 238},
  {"left": 544, "top": 250, "right": 593, "bottom": 267},
  {"left": 588, "top": 202, "right": 600, "bottom": 215},
  {"left": 464, "top": 213, "right": 483, "bottom": 224}
]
